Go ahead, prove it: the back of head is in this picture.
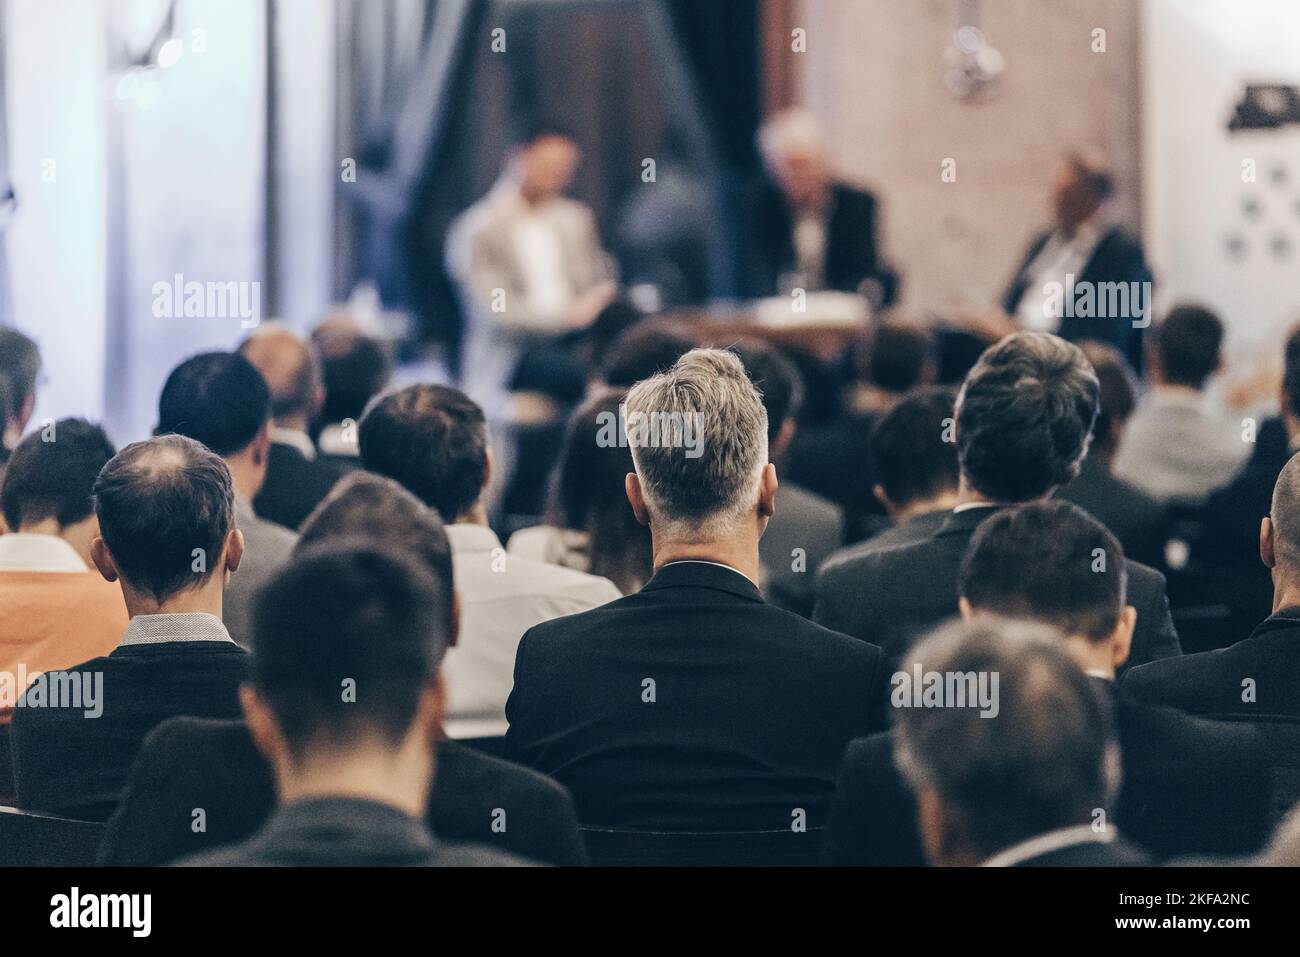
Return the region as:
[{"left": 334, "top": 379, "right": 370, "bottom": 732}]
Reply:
[
  {"left": 238, "top": 326, "right": 322, "bottom": 421},
  {"left": 311, "top": 321, "right": 392, "bottom": 426},
  {"left": 297, "top": 471, "right": 454, "bottom": 633},
  {"left": 729, "top": 338, "right": 803, "bottom": 445},
  {"left": 1156, "top": 304, "right": 1223, "bottom": 390},
  {"left": 894, "top": 618, "right": 1114, "bottom": 861},
  {"left": 956, "top": 332, "right": 1098, "bottom": 502},
  {"left": 870, "top": 387, "right": 959, "bottom": 509},
  {"left": 959, "top": 500, "right": 1127, "bottom": 642},
  {"left": 1283, "top": 324, "right": 1300, "bottom": 417},
  {"left": 94, "top": 435, "right": 235, "bottom": 602},
  {"left": 625, "top": 348, "right": 768, "bottom": 534},
  {"left": 1078, "top": 341, "right": 1138, "bottom": 456},
  {"left": 859, "top": 319, "right": 932, "bottom": 393},
  {"left": 0, "top": 327, "right": 40, "bottom": 429},
  {"left": 358, "top": 384, "right": 487, "bottom": 523},
  {"left": 1, "top": 418, "right": 115, "bottom": 531},
  {"left": 157, "top": 351, "right": 270, "bottom": 456},
  {"left": 1270, "top": 452, "right": 1300, "bottom": 572},
  {"left": 251, "top": 543, "right": 451, "bottom": 760},
  {"left": 602, "top": 322, "right": 696, "bottom": 388}
]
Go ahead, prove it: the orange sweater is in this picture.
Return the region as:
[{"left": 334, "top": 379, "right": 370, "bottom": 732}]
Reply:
[{"left": 0, "top": 571, "right": 128, "bottom": 724}]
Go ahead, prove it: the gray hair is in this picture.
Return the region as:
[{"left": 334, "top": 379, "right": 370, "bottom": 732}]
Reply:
[
  {"left": 893, "top": 617, "right": 1118, "bottom": 861},
  {"left": 624, "top": 348, "right": 768, "bottom": 535}
]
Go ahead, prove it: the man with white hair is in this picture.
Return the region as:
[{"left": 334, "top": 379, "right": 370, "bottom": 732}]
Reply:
[
  {"left": 743, "top": 108, "right": 898, "bottom": 306},
  {"left": 505, "top": 348, "right": 884, "bottom": 834}
]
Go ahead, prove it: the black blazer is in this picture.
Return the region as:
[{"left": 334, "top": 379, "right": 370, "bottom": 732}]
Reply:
[
  {"left": 813, "top": 505, "right": 1182, "bottom": 675},
  {"left": 824, "top": 679, "right": 1271, "bottom": 865},
  {"left": 253, "top": 441, "right": 355, "bottom": 531},
  {"left": 10, "top": 640, "right": 248, "bottom": 822},
  {"left": 505, "top": 560, "right": 885, "bottom": 831},
  {"left": 176, "top": 796, "right": 530, "bottom": 867},
  {"left": 98, "top": 717, "right": 587, "bottom": 866},
  {"left": 1000, "top": 225, "right": 1152, "bottom": 371},
  {"left": 743, "top": 180, "right": 899, "bottom": 304},
  {"left": 1013, "top": 839, "right": 1151, "bottom": 867},
  {"left": 1059, "top": 454, "right": 1167, "bottom": 569}
]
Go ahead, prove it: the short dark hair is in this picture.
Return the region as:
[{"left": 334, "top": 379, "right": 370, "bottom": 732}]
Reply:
[
  {"left": 94, "top": 435, "right": 235, "bottom": 602},
  {"left": 157, "top": 352, "right": 270, "bottom": 456},
  {"left": 297, "top": 472, "right": 454, "bottom": 633},
  {"left": 870, "top": 388, "right": 959, "bottom": 509},
  {"left": 956, "top": 332, "right": 1099, "bottom": 502},
  {"left": 1065, "top": 149, "right": 1115, "bottom": 202},
  {"left": 250, "top": 543, "right": 451, "bottom": 760},
  {"left": 602, "top": 323, "right": 696, "bottom": 388},
  {"left": 730, "top": 339, "right": 803, "bottom": 446},
  {"left": 894, "top": 618, "right": 1115, "bottom": 859},
  {"left": 1078, "top": 341, "right": 1138, "bottom": 456},
  {"left": 358, "top": 384, "right": 487, "bottom": 522},
  {"left": 0, "top": 328, "right": 40, "bottom": 425},
  {"left": 960, "top": 501, "right": 1127, "bottom": 642},
  {"left": 859, "top": 319, "right": 931, "bottom": 392},
  {"left": 1, "top": 419, "right": 115, "bottom": 530},
  {"left": 312, "top": 327, "right": 391, "bottom": 425},
  {"left": 1156, "top": 304, "right": 1223, "bottom": 389}
]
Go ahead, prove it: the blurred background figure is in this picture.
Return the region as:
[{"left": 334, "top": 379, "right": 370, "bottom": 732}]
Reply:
[
  {"left": 0, "top": 328, "right": 39, "bottom": 472},
  {"left": 310, "top": 317, "right": 393, "bottom": 462}
]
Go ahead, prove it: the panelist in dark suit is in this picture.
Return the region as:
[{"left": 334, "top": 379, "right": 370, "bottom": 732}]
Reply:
[
  {"left": 743, "top": 109, "right": 898, "bottom": 306},
  {"left": 814, "top": 332, "right": 1181, "bottom": 674},
  {"left": 1126, "top": 450, "right": 1300, "bottom": 720},
  {"left": 240, "top": 326, "right": 353, "bottom": 530},
  {"left": 888, "top": 618, "right": 1151, "bottom": 867},
  {"left": 506, "top": 349, "right": 884, "bottom": 832},
  {"left": 1000, "top": 150, "right": 1151, "bottom": 371},
  {"left": 180, "top": 545, "right": 529, "bottom": 866},
  {"left": 10, "top": 436, "right": 249, "bottom": 821},
  {"left": 825, "top": 504, "right": 1270, "bottom": 866}
]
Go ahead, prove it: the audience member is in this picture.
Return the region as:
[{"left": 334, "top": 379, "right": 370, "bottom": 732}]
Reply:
[
  {"left": 10, "top": 436, "right": 249, "bottom": 820},
  {"left": 310, "top": 317, "right": 392, "bottom": 460},
  {"left": 239, "top": 326, "right": 353, "bottom": 529},
  {"left": 156, "top": 351, "right": 297, "bottom": 647},
  {"left": 1059, "top": 341, "right": 1166, "bottom": 567},
  {"left": 815, "top": 332, "right": 1181, "bottom": 671},
  {"left": 600, "top": 322, "right": 696, "bottom": 389},
  {"left": 178, "top": 544, "right": 529, "bottom": 866},
  {"left": 508, "top": 389, "right": 652, "bottom": 594},
  {"left": 1114, "top": 304, "right": 1249, "bottom": 503},
  {"left": 505, "top": 349, "right": 883, "bottom": 830},
  {"left": 359, "top": 383, "right": 620, "bottom": 738},
  {"left": 849, "top": 319, "right": 933, "bottom": 416},
  {"left": 0, "top": 420, "right": 126, "bottom": 724},
  {"left": 0, "top": 327, "right": 40, "bottom": 465}
]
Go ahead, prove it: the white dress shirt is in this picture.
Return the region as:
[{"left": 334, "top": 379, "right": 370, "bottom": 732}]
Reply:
[
  {"left": 441, "top": 523, "right": 622, "bottom": 739},
  {"left": 1014, "top": 220, "right": 1104, "bottom": 333},
  {"left": 982, "top": 823, "right": 1115, "bottom": 867}
]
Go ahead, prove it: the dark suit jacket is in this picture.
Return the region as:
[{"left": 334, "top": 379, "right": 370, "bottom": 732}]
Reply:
[
  {"left": 98, "top": 717, "right": 585, "bottom": 865},
  {"left": 10, "top": 640, "right": 248, "bottom": 822},
  {"left": 253, "top": 441, "right": 354, "bottom": 531},
  {"left": 818, "top": 508, "right": 951, "bottom": 575},
  {"left": 1060, "top": 454, "right": 1167, "bottom": 569},
  {"left": 1001, "top": 225, "right": 1152, "bottom": 371},
  {"left": 1013, "top": 839, "right": 1151, "bottom": 867},
  {"left": 825, "top": 679, "right": 1271, "bottom": 865},
  {"left": 505, "top": 560, "right": 885, "bottom": 831},
  {"left": 743, "top": 179, "right": 899, "bottom": 304},
  {"left": 813, "top": 505, "right": 1182, "bottom": 675},
  {"left": 760, "top": 481, "right": 844, "bottom": 617},
  {"left": 176, "top": 796, "right": 530, "bottom": 867}
]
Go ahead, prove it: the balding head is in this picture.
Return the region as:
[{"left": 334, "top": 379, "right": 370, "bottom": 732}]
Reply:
[
  {"left": 1266, "top": 453, "right": 1300, "bottom": 585},
  {"left": 239, "top": 326, "right": 322, "bottom": 424}
]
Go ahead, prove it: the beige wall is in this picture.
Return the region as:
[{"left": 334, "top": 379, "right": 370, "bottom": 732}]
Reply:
[{"left": 790, "top": 0, "right": 1142, "bottom": 315}]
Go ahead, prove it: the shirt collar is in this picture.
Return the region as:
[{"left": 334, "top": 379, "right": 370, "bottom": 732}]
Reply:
[
  {"left": 271, "top": 427, "right": 316, "bottom": 461},
  {"left": 316, "top": 422, "right": 360, "bottom": 458},
  {"left": 0, "top": 533, "right": 88, "bottom": 573},
  {"left": 952, "top": 501, "right": 1000, "bottom": 514},
  {"left": 660, "top": 559, "right": 759, "bottom": 589},
  {"left": 119, "top": 612, "right": 237, "bottom": 648},
  {"left": 446, "top": 523, "right": 503, "bottom": 555},
  {"left": 981, "top": 824, "right": 1115, "bottom": 867}
]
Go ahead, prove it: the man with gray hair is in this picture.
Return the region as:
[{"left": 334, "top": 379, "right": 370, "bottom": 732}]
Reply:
[
  {"left": 894, "top": 618, "right": 1148, "bottom": 867},
  {"left": 505, "top": 348, "right": 883, "bottom": 836}
]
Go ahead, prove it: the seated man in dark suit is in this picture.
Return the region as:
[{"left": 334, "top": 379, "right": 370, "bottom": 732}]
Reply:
[
  {"left": 10, "top": 436, "right": 249, "bottom": 821},
  {"left": 890, "top": 619, "right": 1150, "bottom": 867},
  {"left": 179, "top": 544, "right": 529, "bottom": 866},
  {"left": 239, "top": 326, "right": 353, "bottom": 530},
  {"left": 814, "top": 331, "right": 1181, "bottom": 674},
  {"left": 1000, "top": 149, "right": 1152, "bottom": 372},
  {"left": 1126, "top": 450, "right": 1300, "bottom": 719},
  {"left": 827, "top": 503, "right": 1269, "bottom": 865},
  {"left": 743, "top": 108, "right": 898, "bottom": 306},
  {"left": 506, "top": 348, "right": 884, "bottom": 832}
]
